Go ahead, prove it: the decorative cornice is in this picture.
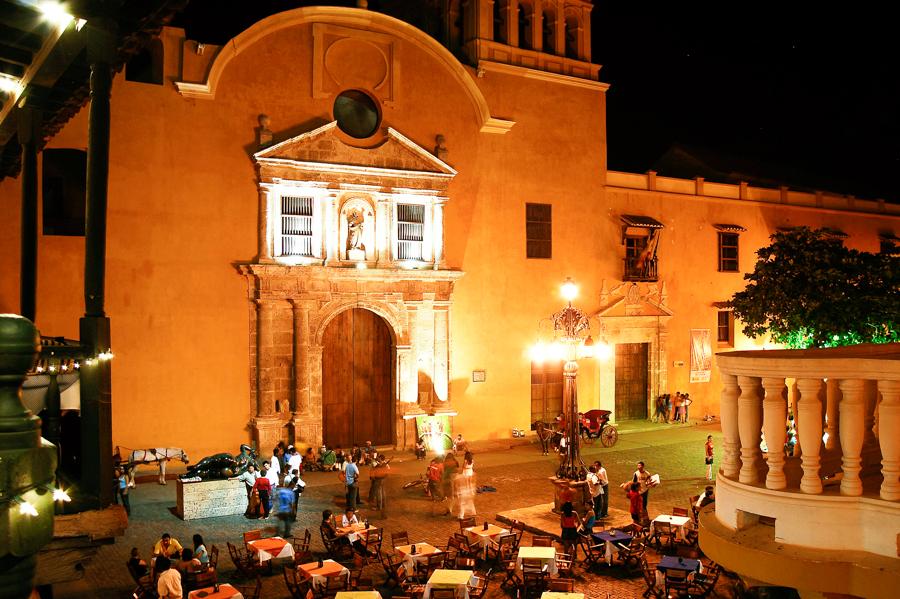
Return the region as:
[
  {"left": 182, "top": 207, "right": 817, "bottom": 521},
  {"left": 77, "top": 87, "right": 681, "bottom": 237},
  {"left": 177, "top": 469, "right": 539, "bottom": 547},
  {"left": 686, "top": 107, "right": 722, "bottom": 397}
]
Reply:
[
  {"left": 477, "top": 60, "right": 610, "bottom": 91},
  {"left": 237, "top": 263, "right": 465, "bottom": 282}
]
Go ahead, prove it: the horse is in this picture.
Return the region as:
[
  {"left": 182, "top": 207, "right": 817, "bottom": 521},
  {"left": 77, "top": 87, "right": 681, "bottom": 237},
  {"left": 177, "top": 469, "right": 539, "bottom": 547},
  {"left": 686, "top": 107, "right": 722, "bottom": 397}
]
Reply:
[
  {"left": 119, "top": 447, "right": 189, "bottom": 485},
  {"left": 532, "top": 421, "right": 555, "bottom": 456}
]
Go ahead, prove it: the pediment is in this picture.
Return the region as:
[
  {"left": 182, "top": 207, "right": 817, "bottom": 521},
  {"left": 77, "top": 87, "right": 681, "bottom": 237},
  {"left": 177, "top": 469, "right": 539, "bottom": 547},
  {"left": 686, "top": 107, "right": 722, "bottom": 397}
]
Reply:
[
  {"left": 598, "top": 296, "right": 673, "bottom": 318},
  {"left": 254, "top": 122, "right": 456, "bottom": 176},
  {"left": 597, "top": 281, "right": 674, "bottom": 318}
]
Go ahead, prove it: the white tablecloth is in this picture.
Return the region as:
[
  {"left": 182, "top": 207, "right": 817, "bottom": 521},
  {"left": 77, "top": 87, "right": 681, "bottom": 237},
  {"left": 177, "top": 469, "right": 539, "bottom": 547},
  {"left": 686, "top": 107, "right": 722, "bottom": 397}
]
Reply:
[
  {"left": 650, "top": 515, "right": 690, "bottom": 542},
  {"left": 246, "top": 537, "right": 295, "bottom": 563},
  {"left": 516, "top": 546, "right": 557, "bottom": 575},
  {"left": 422, "top": 570, "right": 473, "bottom": 599}
]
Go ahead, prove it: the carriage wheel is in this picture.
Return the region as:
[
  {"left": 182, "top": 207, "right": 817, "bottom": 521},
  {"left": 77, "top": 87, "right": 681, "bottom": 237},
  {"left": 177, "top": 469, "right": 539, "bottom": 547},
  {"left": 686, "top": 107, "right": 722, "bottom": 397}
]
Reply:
[
  {"left": 600, "top": 425, "right": 619, "bottom": 447},
  {"left": 581, "top": 428, "right": 596, "bottom": 444}
]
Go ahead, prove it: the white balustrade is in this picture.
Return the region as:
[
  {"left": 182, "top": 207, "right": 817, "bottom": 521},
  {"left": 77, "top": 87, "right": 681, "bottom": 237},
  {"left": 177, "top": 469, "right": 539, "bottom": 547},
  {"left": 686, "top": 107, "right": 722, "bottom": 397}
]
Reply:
[
  {"left": 761, "top": 377, "right": 787, "bottom": 489},
  {"left": 796, "top": 378, "right": 824, "bottom": 494},
  {"left": 737, "top": 376, "right": 763, "bottom": 484}
]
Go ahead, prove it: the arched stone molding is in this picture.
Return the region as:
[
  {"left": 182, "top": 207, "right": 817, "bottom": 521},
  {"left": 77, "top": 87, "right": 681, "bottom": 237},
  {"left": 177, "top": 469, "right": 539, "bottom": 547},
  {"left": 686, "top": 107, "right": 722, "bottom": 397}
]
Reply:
[
  {"left": 313, "top": 297, "right": 408, "bottom": 348},
  {"left": 174, "top": 6, "right": 514, "bottom": 134}
]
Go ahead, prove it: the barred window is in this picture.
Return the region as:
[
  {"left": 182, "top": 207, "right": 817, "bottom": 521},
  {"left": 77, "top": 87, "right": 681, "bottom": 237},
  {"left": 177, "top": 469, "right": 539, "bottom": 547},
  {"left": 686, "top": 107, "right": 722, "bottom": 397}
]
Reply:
[
  {"left": 717, "top": 310, "right": 734, "bottom": 347},
  {"left": 526, "top": 203, "right": 552, "bottom": 259},
  {"left": 396, "top": 203, "right": 425, "bottom": 260},
  {"left": 280, "top": 196, "right": 314, "bottom": 257}
]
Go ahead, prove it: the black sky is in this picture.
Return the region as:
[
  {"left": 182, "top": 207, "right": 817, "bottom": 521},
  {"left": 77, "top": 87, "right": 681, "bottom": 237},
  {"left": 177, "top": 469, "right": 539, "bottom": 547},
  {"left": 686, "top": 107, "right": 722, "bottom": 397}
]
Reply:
[{"left": 174, "top": 1, "right": 899, "bottom": 200}]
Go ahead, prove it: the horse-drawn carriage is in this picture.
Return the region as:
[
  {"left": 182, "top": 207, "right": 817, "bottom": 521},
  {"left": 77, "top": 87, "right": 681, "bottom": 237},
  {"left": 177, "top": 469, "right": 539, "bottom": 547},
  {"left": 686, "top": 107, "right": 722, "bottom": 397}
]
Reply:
[{"left": 579, "top": 409, "right": 619, "bottom": 447}]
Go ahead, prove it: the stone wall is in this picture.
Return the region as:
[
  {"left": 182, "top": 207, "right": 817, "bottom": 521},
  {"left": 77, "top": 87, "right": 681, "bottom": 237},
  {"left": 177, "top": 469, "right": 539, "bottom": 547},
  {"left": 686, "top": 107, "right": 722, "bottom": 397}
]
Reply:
[{"left": 176, "top": 479, "right": 247, "bottom": 520}]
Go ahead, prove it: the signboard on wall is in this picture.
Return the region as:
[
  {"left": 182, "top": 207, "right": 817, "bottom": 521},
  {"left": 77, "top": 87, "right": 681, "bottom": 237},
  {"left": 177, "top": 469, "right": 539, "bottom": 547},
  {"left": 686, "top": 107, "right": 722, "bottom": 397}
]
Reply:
[
  {"left": 690, "top": 329, "right": 712, "bottom": 383},
  {"left": 415, "top": 415, "right": 453, "bottom": 451}
]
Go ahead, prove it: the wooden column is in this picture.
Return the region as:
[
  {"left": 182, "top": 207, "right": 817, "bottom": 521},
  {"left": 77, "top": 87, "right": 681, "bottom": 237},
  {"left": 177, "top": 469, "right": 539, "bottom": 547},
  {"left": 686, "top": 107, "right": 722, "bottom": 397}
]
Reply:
[
  {"left": 18, "top": 108, "right": 40, "bottom": 322},
  {"left": 877, "top": 380, "right": 900, "bottom": 500},
  {"left": 737, "top": 375, "right": 763, "bottom": 484},
  {"left": 720, "top": 373, "right": 741, "bottom": 479},
  {"left": 796, "top": 378, "right": 824, "bottom": 494},
  {"left": 838, "top": 379, "right": 866, "bottom": 496},
  {"left": 761, "top": 377, "right": 787, "bottom": 489}
]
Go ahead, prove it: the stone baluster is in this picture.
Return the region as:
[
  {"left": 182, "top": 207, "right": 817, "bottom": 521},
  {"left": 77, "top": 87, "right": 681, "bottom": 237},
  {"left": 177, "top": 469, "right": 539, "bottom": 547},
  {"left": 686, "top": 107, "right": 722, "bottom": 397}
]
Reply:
[
  {"left": 825, "top": 378, "right": 840, "bottom": 451},
  {"left": 720, "top": 373, "right": 741, "bottom": 479},
  {"left": 877, "top": 380, "right": 900, "bottom": 500},
  {"left": 738, "top": 376, "right": 763, "bottom": 484},
  {"left": 796, "top": 378, "right": 824, "bottom": 494},
  {"left": 838, "top": 379, "right": 866, "bottom": 496},
  {"left": 863, "top": 379, "right": 879, "bottom": 450},
  {"left": 761, "top": 377, "right": 787, "bottom": 489}
]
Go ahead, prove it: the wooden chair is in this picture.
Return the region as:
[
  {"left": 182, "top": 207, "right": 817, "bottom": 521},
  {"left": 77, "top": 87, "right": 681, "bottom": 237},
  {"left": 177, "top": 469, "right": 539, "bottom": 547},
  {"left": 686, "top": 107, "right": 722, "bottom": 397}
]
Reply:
[
  {"left": 651, "top": 521, "right": 676, "bottom": 551},
  {"left": 126, "top": 561, "right": 157, "bottom": 599},
  {"left": 419, "top": 551, "right": 446, "bottom": 582},
  {"left": 521, "top": 557, "right": 548, "bottom": 574},
  {"left": 458, "top": 516, "right": 477, "bottom": 531},
  {"left": 500, "top": 553, "right": 521, "bottom": 589},
  {"left": 349, "top": 565, "right": 374, "bottom": 591},
  {"left": 316, "top": 575, "right": 348, "bottom": 599},
  {"left": 243, "top": 529, "right": 262, "bottom": 548},
  {"left": 396, "top": 564, "right": 426, "bottom": 599},
  {"left": 234, "top": 574, "right": 263, "bottom": 599},
  {"left": 379, "top": 552, "right": 400, "bottom": 585},
  {"left": 291, "top": 529, "right": 313, "bottom": 562},
  {"left": 430, "top": 589, "right": 457, "bottom": 599},
  {"left": 664, "top": 569, "right": 691, "bottom": 597},
  {"left": 579, "top": 539, "right": 606, "bottom": 568},
  {"left": 616, "top": 541, "right": 647, "bottom": 573},
  {"left": 227, "top": 541, "right": 258, "bottom": 579},
  {"left": 487, "top": 532, "right": 516, "bottom": 563},
  {"left": 209, "top": 545, "right": 220, "bottom": 570},
  {"left": 520, "top": 570, "right": 549, "bottom": 599},
  {"left": 531, "top": 535, "right": 554, "bottom": 547},
  {"left": 549, "top": 578, "right": 575, "bottom": 592},
  {"left": 555, "top": 552, "right": 574, "bottom": 577},
  {"left": 284, "top": 565, "right": 312, "bottom": 599},
  {"left": 320, "top": 526, "right": 354, "bottom": 561},
  {"left": 640, "top": 558, "right": 665, "bottom": 599},
  {"left": 688, "top": 562, "right": 721, "bottom": 598},
  {"left": 467, "top": 570, "right": 490, "bottom": 599},
  {"left": 363, "top": 527, "right": 384, "bottom": 562},
  {"left": 184, "top": 566, "right": 217, "bottom": 592},
  {"left": 453, "top": 532, "right": 481, "bottom": 559},
  {"left": 392, "top": 530, "right": 410, "bottom": 548},
  {"left": 672, "top": 506, "right": 689, "bottom": 518}
]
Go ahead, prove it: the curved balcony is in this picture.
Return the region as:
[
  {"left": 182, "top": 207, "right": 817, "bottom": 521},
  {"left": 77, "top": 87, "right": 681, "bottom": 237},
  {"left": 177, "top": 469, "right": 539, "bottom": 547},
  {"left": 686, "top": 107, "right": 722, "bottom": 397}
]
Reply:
[{"left": 699, "top": 344, "right": 900, "bottom": 598}]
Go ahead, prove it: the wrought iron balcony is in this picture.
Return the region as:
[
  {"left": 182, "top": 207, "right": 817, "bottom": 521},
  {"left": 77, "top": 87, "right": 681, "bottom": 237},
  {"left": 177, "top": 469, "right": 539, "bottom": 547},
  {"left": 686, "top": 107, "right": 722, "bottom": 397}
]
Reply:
[{"left": 623, "top": 256, "right": 658, "bottom": 281}]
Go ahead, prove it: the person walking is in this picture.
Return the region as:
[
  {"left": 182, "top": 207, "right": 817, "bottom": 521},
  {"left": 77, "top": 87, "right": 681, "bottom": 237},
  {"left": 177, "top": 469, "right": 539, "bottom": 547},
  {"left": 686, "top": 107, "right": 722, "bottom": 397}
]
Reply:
[
  {"left": 275, "top": 483, "right": 295, "bottom": 537},
  {"left": 344, "top": 456, "right": 360, "bottom": 510},
  {"left": 370, "top": 456, "right": 390, "bottom": 517},
  {"left": 426, "top": 457, "right": 444, "bottom": 501},
  {"left": 594, "top": 460, "right": 609, "bottom": 517},
  {"left": 705, "top": 435, "right": 715, "bottom": 480}
]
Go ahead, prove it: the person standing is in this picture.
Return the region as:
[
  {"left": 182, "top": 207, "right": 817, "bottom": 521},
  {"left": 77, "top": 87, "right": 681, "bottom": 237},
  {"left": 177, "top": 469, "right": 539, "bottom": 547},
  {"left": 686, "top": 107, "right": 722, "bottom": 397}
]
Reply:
[
  {"left": 462, "top": 451, "right": 475, "bottom": 478},
  {"left": 269, "top": 448, "right": 282, "bottom": 483},
  {"left": 705, "top": 435, "right": 715, "bottom": 480},
  {"left": 115, "top": 466, "right": 131, "bottom": 516},
  {"left": 232, "top": 463, "right": 260, "bottom": 516},
  {"left": 288, "top": 446, "right": 303, "bottom": 476},
  {"left": 442, "top": 452, "right": 459, "bottom": 513},
  {"left": 344, "top": 456, "right": 360, "bottom": 510},
  {"left": 594, "top": 461, "right": 609, "bottom": 517},
  {"left": 559, "top": 502, "right": 580, "bottom": 557},
  {"left": 683, "top": 393, "right": 693, "bottom": 423},
  {"left": 632, "top": 461, "right": 656, "bottom": 514},
  {"left": 253, "top": 471, "right": 272, "bottom": 519},
  {"left": 370, "top": 456, "right": 390, "bottom": 517},
  {"left": 586, "top": 465, "right": 603, "bottom": 518},
  {"left": 426, "top": 457, "right": 444, "bottom": 500},
  {"left": 626, "top": 482, "right": 643, "bottom": 524}
]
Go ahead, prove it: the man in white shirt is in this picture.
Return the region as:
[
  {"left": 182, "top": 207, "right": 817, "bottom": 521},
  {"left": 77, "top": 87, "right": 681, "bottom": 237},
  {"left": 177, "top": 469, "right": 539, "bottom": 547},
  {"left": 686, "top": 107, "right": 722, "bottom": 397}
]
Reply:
[
  {"left": 269, "top": 447, "right": 282, "bottom": 483},
  {"left": 155, "top": 556, "right": 183, "bottom": 599},
  {"left": 594, "top": 461, "right": 609, "bottom": 517},
  {"left": 586, "top": 465, "right": 603, "bottom": 517},
  {"left": 288, "top": 446, "right": 303, "bottom": 475}
]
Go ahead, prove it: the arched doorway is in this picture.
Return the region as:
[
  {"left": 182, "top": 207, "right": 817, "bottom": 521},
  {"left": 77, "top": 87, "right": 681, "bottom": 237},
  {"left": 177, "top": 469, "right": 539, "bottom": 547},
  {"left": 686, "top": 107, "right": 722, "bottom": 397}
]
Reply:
[{"left": 322, "top": 308, "right": 394, "bottom": 447}]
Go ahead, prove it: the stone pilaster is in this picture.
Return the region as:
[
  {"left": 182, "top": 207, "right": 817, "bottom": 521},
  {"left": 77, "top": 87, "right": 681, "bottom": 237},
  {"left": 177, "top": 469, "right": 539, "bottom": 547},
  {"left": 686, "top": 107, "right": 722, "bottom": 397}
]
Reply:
[
  {"left": 761, "top": 377, "right": 787, "bottom": 490},
  {"left": 796, "top": 378, "right": 824, "bottom": 494},
  {"left": 432, "top": 198, "right": 446, "bottom": 269},
  {"left": 432, "top": 306, "right": 450, "bottom": 408},
  {"left": 737, "top": 375, "right": 763, "bottom": 484},
  {"left": 258, "top": 187, "right": 274, "bottom": 262}
]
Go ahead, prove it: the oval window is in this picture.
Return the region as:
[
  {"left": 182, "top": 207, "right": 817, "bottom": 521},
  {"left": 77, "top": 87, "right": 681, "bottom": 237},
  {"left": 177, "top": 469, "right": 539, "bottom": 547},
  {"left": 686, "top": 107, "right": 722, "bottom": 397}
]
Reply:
[{"left": 333, "top": 90, "right": 380, "bottom": 139}]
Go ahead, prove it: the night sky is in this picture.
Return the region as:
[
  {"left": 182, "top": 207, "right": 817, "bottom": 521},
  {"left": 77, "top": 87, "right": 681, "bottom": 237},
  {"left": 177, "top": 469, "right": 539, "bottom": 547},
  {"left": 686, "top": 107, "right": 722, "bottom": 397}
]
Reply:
[{"left": 174, "top": 1, "right": 899, "bottom": 200}]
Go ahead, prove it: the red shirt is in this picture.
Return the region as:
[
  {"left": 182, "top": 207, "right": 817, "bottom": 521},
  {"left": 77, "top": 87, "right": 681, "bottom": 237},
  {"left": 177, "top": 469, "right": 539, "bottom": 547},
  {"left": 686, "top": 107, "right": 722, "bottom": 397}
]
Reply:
[
  {"left": 705, "top": 441, "right": 714, "bottom": 458},
  {"left": 427, "top": 463, "right": 443, "bottom": 481},
  {"left": 627, "top": 490, "right": 642, "bottom": 515},
  {"left": 253, "top": 477, "right": 271, "bottom": 492}
]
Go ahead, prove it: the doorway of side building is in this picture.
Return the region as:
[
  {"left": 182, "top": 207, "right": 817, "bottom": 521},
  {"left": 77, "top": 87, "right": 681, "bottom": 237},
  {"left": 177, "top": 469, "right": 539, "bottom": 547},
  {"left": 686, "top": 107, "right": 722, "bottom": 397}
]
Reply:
[
  {"left": 615, "top": 342, "right": 649, "bottom": 420},
  {"left": 531, "top": 360, "right": 564, "bottom": 423},
  {"left": 322, "top": 308, "right": 394, "bottom": 447}
]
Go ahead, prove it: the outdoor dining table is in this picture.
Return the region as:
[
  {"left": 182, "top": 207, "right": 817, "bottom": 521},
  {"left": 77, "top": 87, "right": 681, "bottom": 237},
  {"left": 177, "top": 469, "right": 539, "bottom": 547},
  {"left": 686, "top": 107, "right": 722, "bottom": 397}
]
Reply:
[
  {"left": 246, "top": 536, "right": 295, "bottom": 563},
  {"left": 540, "top": 593, "right": 584, "bottom": 599},
  {"left": 464, "top": 524, "right": 509, "bottom": 559},
  {"left": 299, "top": 559, "right": 352, "bottom": 588},
  {"left": 650, "top": 514, "right": 691, "bottom": 542},
  {"left": 338, "top": 523, "right": 375, "bottom": 544},
  {"left": 335, "top": 592, "right": 382, "bottom": 599},
  {"left": 516, "top": 546, "right": 557, "bottom": 575},
  {"left": 655, "top": 555, "right": 701, "bottom": 587},
  {"left": 188, "top": 583, "right": 244, "bottom": 599},
  {"left": 395, "top": 542, "right": 443, "bottom": 573},
  {"left": 423, "top": 568, "right": 474, "bottom": 599},
  {"left": 592, "top": 529, "right": 633, "bottom": 566}
]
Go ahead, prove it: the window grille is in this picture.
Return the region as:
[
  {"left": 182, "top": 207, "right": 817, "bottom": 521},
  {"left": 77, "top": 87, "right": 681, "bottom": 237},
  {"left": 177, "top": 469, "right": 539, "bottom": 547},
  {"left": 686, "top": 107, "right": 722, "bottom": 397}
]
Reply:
[
  {"left": 280, "top": 196, "right": 314, "bottom": 257},
  {"left": 718, "top": 232, "right": 739, "bottom": 272},
  {"left": 397, "top": 203, "right": 425, "bottom": 260}
]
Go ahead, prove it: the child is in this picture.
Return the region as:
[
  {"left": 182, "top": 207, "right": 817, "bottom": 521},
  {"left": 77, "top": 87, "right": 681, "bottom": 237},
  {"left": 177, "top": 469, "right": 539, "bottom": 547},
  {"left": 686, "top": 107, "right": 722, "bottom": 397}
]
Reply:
[
  {"left": 705, "top": 435, "right": 714, "bottom": 480},
  {"left": 627, "top": 482, "right": 643, "bottom": 523}
]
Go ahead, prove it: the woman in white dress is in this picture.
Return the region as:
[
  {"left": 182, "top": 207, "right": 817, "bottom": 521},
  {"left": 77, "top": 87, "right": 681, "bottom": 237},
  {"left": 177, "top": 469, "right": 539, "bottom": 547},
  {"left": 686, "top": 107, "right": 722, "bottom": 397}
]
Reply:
[{"left": 456, "top": 451, "right": 476, "bottom": 518}]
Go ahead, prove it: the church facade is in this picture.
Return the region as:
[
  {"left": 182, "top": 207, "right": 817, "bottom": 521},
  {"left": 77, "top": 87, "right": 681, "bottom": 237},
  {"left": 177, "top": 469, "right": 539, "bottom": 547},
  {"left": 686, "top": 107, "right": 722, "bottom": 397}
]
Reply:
[{"left": 0, "top": 2, "right": 898, "bottom": 462}]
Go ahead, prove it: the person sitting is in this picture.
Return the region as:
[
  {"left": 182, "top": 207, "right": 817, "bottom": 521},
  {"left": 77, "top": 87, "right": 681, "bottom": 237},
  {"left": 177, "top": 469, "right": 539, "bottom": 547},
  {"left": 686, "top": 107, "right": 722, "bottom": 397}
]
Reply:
[
  {"left": 363, "top": 441, "right": 376, "bottom": 465},
  {"left": 697, "top": 486, "right": 716, "bottom": 508},
  {"left": 578, "top": 507, "right": 597, "bottom": 536},
  {"left": 321, "top": 509, "right": 339, "bottom": 540},
  {"left": 414, "top": 437, "right": 427, "bottom": 460},
  {"left": 452, "top": 434, "right": 468, "bottom": 454},
  {"left": 335, "top": 446, "right": 346, "bottom": 469},
  {"left": 128, "top": 547, "right": 148, "bottom": 579},
  {"left": 192, "top": 534, "right": 209, "bottom": 566},
  {"left": 155, "top": 556, "right": 183, "bottom": 599},
  {"left": 152, "top": 533, "right": 183, "bottom": 558},
  {"left": 320, "top": 447, "right": 337, "bottom": 471},
  {"left": 341, "top": 507, "right": 359, "bottom": 527},
  {"left": 175, "top": 548, "right": 201, "bottom": 574},
  {"left": 304, "top": 447, "right": 316, "bottom": 468}
]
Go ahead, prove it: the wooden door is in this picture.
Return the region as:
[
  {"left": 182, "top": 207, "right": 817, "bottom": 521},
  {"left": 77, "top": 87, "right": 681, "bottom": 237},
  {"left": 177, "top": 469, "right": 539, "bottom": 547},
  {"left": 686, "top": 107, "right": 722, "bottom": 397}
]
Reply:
[
  {"left": 322, "top": 309, "right": 394, "bottom": 447},
  {"left": 615, "top": 342, "right": 649, "bottom": 420}
]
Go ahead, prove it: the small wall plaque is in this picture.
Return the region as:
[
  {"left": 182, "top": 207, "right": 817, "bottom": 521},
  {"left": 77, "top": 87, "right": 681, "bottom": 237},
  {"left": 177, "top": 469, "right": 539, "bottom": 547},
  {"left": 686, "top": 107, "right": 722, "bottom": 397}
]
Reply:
[
  {"left": 472, "top": 370, "right": 486, "bottom": 382},
  {"left": 673, "top": 360, "right": 685, "bottom": 367}
]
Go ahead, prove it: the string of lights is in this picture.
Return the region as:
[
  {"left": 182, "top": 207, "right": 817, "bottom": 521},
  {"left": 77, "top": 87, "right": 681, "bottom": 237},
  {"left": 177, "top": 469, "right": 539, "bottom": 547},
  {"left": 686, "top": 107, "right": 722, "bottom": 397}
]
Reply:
[
  {"left": 31, "top": 348, "right": 114, "bottom": 374},
  {"left": 0, "top": 481, "right": 72, "bottom": 518}
]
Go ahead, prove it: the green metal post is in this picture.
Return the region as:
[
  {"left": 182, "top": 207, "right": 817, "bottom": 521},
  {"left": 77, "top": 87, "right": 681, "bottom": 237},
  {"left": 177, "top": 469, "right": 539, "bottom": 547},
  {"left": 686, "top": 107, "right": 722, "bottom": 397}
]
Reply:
[{"left": 0, "top": 315, "right": 58, "bottom": 599}]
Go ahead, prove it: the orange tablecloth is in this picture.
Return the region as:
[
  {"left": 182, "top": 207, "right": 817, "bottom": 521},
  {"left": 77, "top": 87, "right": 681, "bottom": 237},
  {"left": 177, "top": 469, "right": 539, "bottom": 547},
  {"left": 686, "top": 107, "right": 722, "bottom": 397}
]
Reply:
[
  {"left": 247, "top": 537, "right": 294, "bottom": 563},
  {"left": 188, "top": 583, "right": 244, "bottom": 598},
  {"left": 299, "top": 559, "right": 352, "bottom": 587}
]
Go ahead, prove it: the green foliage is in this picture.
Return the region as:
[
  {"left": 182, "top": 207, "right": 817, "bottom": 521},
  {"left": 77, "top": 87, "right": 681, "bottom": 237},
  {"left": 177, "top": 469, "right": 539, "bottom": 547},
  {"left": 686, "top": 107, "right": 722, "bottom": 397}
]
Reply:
[{"left": 731, "top": 227, "right": 900, "bottom": 348}]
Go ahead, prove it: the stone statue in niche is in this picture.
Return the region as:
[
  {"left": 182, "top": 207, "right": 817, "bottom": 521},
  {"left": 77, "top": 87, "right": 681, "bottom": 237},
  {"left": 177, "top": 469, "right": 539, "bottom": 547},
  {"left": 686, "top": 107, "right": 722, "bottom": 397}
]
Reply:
[
  {"left": 346, "top": 208, "right": 366, "bottom": 260},
  {"left": 257, "top": 114, "right": 273, "bottom": 147},
  {"left": 434, "top": 134, "right": 448, "bottom": 161}
]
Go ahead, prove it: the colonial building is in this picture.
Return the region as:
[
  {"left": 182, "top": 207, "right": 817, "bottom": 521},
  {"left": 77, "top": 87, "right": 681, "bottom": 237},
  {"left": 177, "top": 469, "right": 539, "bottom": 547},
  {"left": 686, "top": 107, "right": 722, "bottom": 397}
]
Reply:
[{"left": 1, "top": 1, "right": 898, "bottom": 464}]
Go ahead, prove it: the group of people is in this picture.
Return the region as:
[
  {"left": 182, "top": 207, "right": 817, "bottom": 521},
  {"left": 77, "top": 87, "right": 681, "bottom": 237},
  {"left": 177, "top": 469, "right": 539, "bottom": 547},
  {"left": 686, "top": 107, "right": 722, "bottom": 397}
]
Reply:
[
  {"left": 425, "top": 448, "right": 477, "bottom": 518},
  {"left": 653, "top": 392, "right": 693, "bottom": 423},
  {"left": 129, "top": 533, "right": 211, "bottom": 599},
  {"left": 341, "top": 442, "right": 392, "bottom": 516},
  {"left": 230, "top": 444, "right": 307, "bottom": 537}
]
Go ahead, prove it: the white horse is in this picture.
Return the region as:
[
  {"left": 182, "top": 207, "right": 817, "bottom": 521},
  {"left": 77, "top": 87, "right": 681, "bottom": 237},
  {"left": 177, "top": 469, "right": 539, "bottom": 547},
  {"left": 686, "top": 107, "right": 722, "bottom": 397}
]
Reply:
[{"left": 121, "top": 447, "right": 189, "bottom": 485}]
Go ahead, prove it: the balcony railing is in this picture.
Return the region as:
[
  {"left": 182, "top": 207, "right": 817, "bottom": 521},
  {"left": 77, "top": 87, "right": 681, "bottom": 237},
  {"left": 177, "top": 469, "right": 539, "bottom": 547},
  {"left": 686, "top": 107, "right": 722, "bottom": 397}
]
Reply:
[{"left": 623, "top": 256, "right": 658, "bottom": 281}]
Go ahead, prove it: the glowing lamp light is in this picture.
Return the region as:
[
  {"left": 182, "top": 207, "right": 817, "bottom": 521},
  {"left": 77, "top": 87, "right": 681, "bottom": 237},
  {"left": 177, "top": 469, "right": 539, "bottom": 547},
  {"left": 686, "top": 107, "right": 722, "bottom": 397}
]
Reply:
[
  {"left": 38, "top": 1, "right": 74, "bottom": 28},
  {"left": 548, "top": 342, "right": 566, "bottom": 361},
  {"left": 19, "top": 500, "right": 38, "bottom": 517},
  {"left": 594, "top": 341, "right": 613, "bottom": 361},
  {"left": 53, "top": 488, "right": 71, "bottom": 502},
  {"left": 0, "top": 74, "right": 23, "bottom": 95},
  {"left": 530, "top": 342, "right": 547, "bottom": 363},
  {"left": 355, "top": 262, "right": 367, "bottom": 270},
  {"left": 560, "top": 278, "right": 578, "bottom": 302},
  {"left": 579, "top": 336, "right": 595, "bottom": 359}
]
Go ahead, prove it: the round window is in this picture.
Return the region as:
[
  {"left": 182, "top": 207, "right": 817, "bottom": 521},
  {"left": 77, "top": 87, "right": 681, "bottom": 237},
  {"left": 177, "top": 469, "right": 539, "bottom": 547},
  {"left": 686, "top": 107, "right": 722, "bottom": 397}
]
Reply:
[{"left": 333, "top": 90, "right": 380, "bottom": 139}]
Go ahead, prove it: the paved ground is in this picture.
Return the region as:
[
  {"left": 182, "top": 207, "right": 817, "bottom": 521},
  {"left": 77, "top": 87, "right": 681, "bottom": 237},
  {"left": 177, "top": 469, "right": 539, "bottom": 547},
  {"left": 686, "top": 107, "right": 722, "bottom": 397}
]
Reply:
[{"left": 53, "top": 421, "right": 740, "bottom": 598}]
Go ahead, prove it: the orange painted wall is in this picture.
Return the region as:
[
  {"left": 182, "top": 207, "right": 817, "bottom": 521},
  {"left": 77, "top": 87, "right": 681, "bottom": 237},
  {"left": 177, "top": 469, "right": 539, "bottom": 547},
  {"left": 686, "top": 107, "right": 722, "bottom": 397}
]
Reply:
[{"left": 0, "top": 10, "right": 897, "bottom": 458}]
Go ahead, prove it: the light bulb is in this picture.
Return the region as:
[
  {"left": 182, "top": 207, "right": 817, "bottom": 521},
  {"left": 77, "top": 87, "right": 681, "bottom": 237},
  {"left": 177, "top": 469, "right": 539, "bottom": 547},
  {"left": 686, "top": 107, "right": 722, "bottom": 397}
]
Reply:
[
  {"left": 560, "top": 278, "right": 578, "bottom": 302},
  {"left": 53, "top": 488, "right": 71, "bottom": 502},
  {"left": 19, "top": 500, "right": 38, "bottom": 517}
]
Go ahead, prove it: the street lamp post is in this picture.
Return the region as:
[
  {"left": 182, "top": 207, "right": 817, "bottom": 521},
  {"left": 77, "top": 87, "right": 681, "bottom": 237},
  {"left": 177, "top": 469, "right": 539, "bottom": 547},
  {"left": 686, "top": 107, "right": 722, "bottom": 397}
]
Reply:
[{"left": 532, "top": 279, "right": 608, "bottom": 509}]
